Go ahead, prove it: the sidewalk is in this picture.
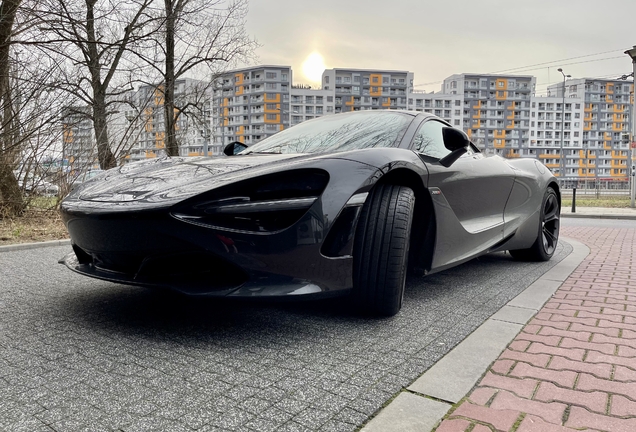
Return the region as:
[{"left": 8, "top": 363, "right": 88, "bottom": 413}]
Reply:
[
  {"left": 431, "top": 225, "right": 636, "bottom": 431},
  {"left": 363, "top": 221, "right": 636, "bottom": 432}
]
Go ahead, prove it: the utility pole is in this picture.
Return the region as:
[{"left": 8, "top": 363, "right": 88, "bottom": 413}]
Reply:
[
  {"left": 558, "top": 69, "right": 571, "bottom": 187},
  {"left": 625, "top": 46, "right": 636, "bottom": 208}
]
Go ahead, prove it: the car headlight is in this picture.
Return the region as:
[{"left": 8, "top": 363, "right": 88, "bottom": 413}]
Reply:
[{"left": 171, "top": 169, "right": 329, "bottom": 233}]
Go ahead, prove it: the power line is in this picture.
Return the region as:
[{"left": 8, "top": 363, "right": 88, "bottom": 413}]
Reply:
[
  {"left": 533, "top": 71, "right": 634, "bottom": 92},
  {"left": 413, "top": 47, "right": 631, "bottom": 88},
  {"left": 489, "top": 48, "right": 629, "bottom": 74},
  {"left": 498, "top": 56, "right": 625, "bottom": 76}
]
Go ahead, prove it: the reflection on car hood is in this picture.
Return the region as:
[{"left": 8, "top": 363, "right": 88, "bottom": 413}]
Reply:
[{"left": 70, "top": 154, "right": 320, "bottom": 205}]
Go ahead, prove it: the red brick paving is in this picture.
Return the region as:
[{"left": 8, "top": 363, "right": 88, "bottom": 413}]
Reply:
[{"left": 434, "top": 227, "right": 636, "bottom": 432}]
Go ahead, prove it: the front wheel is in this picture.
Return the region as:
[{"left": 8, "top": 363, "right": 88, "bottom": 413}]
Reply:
[
  {"left": 510, "top": 186, "right": 560, "bottom": 261},
  {"left": 352, "top": 184, "right": 415, "bottom": 316}
]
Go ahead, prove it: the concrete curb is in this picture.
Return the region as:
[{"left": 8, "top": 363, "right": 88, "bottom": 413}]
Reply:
[
  {"left": 561, "top": 212, "right": 636, "bottom": 220},
  {"left": 0, "top": 238, "right": 71, "bottom": 253},
  {"left": 360, "top": 236, "right": 590, "bottom": 432}
]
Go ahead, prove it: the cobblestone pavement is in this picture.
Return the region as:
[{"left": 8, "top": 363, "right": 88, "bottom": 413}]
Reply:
[
  {"left": 435, "top": 225, "right": 636, "bottom": 432},
  {"left": 0, "top": 244, "right": 569, "bottom": 432}
]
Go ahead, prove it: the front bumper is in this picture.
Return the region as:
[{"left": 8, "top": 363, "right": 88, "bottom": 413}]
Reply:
[{"left": 59, "top": 158, "right": 381, "bottom": 298}]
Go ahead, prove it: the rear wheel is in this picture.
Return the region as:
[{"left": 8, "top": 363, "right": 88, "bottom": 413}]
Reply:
[
  {"left": 510, "top": 187, "right": 560, "bottom": 261},
  {"left": 352, "top": 184, "right": 415, "bottom": 316}
]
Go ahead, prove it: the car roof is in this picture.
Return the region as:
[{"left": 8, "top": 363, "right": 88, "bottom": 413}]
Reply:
[{"left": 339, "top": 109, "right": 439, "bottom": 120}]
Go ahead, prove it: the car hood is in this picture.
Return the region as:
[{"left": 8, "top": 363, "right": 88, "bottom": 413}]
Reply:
[{"left": 68, "top": 154, "right": 334, "bottom": 206}]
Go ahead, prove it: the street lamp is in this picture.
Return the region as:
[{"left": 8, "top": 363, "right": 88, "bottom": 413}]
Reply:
[
  {"left": 557, "top": 68, "right": 571, "bottom": 187},
  {"left": 624, "top": 46, "right": 636, "bottom": 208}
]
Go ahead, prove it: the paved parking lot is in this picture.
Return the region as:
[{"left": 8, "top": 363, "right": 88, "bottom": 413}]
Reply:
[{"left": 0, "top": 244, "right": 570, "bottom": 432}]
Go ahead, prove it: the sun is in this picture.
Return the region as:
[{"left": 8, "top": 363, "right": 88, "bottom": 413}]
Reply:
[{"left": 301, "top": 52, "right": 326, "bottom": 83}]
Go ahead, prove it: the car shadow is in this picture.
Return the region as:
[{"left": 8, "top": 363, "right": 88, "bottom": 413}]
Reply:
[{"left": 57, "top": 249, "right": 551, "bottom": 343}]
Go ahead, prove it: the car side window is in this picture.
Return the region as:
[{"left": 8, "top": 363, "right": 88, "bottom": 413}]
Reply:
[{"left": 412, "top": 120, "right": 452, "bottom": 160}]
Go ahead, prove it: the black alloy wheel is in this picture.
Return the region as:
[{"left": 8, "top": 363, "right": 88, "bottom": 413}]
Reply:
[
  {"left": 540, "top": 188, "right": 560, "bottom": 256},
  {"left": 510, "top": 187, "right": 560, "bottom": 262}
]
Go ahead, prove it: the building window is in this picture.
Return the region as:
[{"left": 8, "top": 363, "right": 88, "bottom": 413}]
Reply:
[
  {"left": 266, "top": 72, "right": 277, "bottom": 79},
  {"left": 266, "top": 114, "right": 277, "bottom": 120}
]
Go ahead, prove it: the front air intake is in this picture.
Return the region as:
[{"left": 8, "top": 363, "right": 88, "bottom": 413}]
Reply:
[{"left": 171, "top": 169, "right": 329, "bottom": 233}]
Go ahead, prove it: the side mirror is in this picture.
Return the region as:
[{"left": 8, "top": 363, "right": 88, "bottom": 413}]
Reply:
[
  {"left": 223, "top": 141, "right": 248, "bottom": 156},
  {"left": 442, "top": 127, "right": 470, "bottom": 151},
  {"left": 439, "top": 127, "right": 470, "bottom": 168}
]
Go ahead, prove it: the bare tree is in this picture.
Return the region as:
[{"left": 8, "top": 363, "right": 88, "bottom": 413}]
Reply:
[
  {"left": 137, "top": 0, "right": 257, "bottom": 156},
  {"left": 0, "top": 0, "right": 23, "bottom": 216},
  {"left": 38, "top": 0, "right": 156, "bottom": 170}
]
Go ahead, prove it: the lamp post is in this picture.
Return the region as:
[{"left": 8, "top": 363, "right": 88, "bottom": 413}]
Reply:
[
  {"left": 558, "top": 68, "right": 571, "bottom": 187},
  {"left": 625, "top": 46, "right": 636, "bottom": 208}
]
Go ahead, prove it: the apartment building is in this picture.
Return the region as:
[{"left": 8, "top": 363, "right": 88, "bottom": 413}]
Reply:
[
  {"left": 61, "top": 106, "right": 99, "bottom": 175},
  {"left": 123, "top": 78, "right": 213, "bottom": 162},
  {"left": 63, "top": 63, "right": 634, "bottom": 188},
  {"left": 546, "top": 78, "right": 634, "bottom": 185},
  {"left": 289, "top": 85, "right": 335, "bottom": 126},
  {"left": 526, "top": 96, "right": 585, "bottom": 178},
  {"left": 407, "top": 91, "right": 463, "bottom": 127},
  {"left": 211, "top": 65, "right": 292, "bottom": 148},
  {"left": 442, "top": 74, "right": 535, "bottom": 157},
  {"left": 321, "top": 68, "right": 414, "bottom": 113}
]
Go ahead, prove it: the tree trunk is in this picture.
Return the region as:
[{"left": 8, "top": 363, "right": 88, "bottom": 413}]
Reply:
[
  {"left": 0, "top": 0, "right": 25, "bottom": 217},
  {"left": 93, "top": 89, "right": 116, "bottom": 169},
  {"left": 163, "top": 0, "right": 178, "bottom": 157},
  {"left": 85, "top": 0, "right": 116, "bottom": 170}
]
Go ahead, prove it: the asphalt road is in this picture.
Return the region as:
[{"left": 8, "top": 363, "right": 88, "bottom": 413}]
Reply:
[{"left": 0, "top": 241, "right": 571, "bottom": 432}]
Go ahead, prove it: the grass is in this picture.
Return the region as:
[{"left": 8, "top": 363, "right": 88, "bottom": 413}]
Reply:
[
  {"left": 561, "top": 194, "right": 632, "bottom": 208},
  {"left": 0, "top": 196, "right": 68, "bottom": 246}
]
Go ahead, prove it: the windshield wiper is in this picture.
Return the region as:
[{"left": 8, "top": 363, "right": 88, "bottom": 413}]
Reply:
[{"left": 241, "top": 150, "right": 281, "bottom": 155}]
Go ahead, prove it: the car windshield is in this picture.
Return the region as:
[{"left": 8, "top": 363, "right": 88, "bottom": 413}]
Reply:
[{"left": 240, "top": 111, "right": 412, "bottom": 155}]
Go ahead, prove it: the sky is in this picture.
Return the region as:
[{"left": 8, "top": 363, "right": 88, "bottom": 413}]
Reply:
[{"left": 243, "top": 0, "right": 636, "bottom": 95}]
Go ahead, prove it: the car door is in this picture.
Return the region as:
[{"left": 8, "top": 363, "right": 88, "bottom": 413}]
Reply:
[{"left": 411, "top": 119, "right": 516, "bottom": 271}]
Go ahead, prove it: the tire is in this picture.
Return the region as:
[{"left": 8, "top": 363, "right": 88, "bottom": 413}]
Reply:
[
  {"left": 510, "top": 186, "right": 560, "bottom": 262},
  {"left": 352, "top": 184, "right": 415, "bottom": 316}
]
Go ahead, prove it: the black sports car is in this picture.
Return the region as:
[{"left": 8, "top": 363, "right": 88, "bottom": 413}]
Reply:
[{"left": 60, "top": 110, "right": 560, "bottom": 316}]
